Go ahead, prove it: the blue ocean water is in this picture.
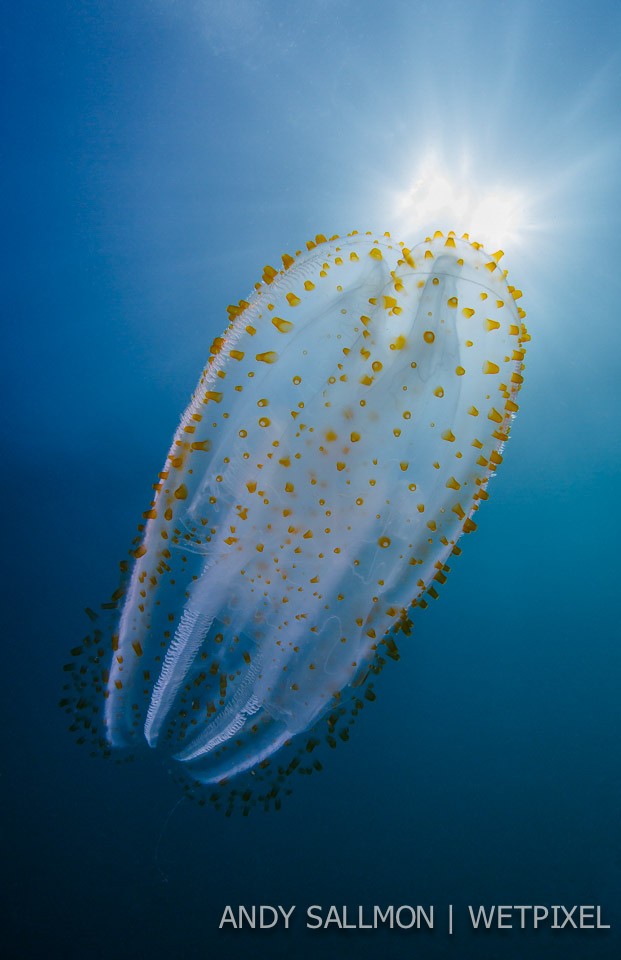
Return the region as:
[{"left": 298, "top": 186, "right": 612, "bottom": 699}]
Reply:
[{"left": 3, "top": 1, "right": 621, "bottom": 958}]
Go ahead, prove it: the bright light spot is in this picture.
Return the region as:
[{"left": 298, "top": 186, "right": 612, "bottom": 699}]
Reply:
[{"left": 390, "top": 152, "right": 531, "bottom": 250}]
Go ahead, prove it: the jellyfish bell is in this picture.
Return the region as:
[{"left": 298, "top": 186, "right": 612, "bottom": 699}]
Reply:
[{"left": 62, "top": 229, "right": 528, "bottom": 811}]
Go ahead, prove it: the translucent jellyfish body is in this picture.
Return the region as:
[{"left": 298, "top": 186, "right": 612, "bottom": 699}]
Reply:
[{"left": 64, "top": 230, "right": 528, "bottom": 805}]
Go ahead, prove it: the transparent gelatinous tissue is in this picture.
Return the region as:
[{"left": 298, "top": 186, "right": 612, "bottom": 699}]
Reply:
[{"left": 63, "top": 230, "right": 528, "bottom": 810}]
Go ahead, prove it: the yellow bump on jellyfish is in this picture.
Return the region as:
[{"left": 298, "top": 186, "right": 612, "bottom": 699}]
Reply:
[
  {"left": 256, "top": 350, "right": 279, "bottom": 364},
  {"left": 63, "top": 228, "right": 528, "bottom": 814},
  {"left": 272, "top": 317, "right": 294, "bottom": 334}
]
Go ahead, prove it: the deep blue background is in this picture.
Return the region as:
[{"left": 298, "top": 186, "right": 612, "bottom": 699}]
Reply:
[{"left": 3, "top": 2, "right": 621, "bottom": 958}]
